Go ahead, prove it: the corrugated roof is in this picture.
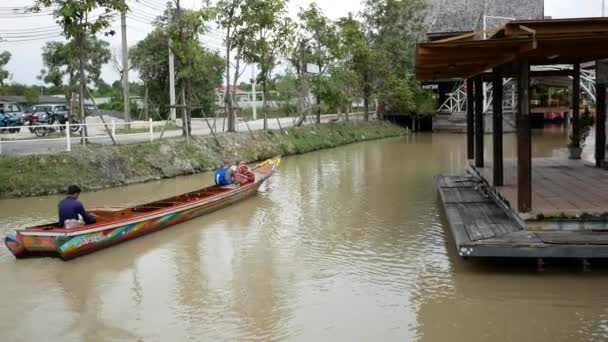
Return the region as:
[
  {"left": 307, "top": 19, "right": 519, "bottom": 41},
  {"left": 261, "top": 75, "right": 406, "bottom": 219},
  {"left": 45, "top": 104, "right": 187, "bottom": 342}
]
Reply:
[
  {"left": 416, "top": 17, "right": 608, "bottom": 81},
  {"left": 425, "top": 0, "right": 544, "bottom": 34}
]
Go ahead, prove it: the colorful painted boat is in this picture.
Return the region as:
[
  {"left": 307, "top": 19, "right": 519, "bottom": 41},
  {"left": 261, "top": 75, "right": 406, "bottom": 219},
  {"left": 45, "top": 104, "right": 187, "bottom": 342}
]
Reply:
[{"left": 4, "top": 158, "right": 280, "bottom": 260}]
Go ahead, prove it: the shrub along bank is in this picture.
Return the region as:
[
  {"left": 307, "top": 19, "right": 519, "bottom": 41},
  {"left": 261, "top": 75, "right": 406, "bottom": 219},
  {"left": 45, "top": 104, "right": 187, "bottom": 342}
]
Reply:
[{"left": 0, "top": 121, "right": 407, "bottom": 198}]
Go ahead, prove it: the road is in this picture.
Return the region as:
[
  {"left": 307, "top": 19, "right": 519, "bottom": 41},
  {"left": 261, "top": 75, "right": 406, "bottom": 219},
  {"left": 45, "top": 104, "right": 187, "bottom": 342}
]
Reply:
[{"left": 0, "top": 113, "right": 369, "bottom": 155}]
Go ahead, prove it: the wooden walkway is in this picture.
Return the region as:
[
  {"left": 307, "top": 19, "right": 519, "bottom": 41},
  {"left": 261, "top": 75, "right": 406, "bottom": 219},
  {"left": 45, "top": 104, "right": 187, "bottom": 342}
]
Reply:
[
  {"left": 472, "top": 158, "right": 608, "bottom": 219},
  {"left": 437, "top": 175, "right": 608, "bottom": 258}
]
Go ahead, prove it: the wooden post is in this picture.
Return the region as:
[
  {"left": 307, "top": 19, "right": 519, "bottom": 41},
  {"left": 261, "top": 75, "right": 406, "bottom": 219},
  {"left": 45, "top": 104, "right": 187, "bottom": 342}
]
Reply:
[
  {"left": 466, "top": 78, "right": 474, "bottom": 160},
  {"left": 517, "top": 58, "right": 532, "bottom": 213},
  {"left": 596, "top": 83, "right": 606, "bottom": 167},
  {"left": 474, "top": 76, "right": 484, "bottom": 167},
  {"left": 492, "top": 68, "right": 504, "bottom": 186},
  {"left": 573, "top": 62, "right": 581, "bottom": 144}
]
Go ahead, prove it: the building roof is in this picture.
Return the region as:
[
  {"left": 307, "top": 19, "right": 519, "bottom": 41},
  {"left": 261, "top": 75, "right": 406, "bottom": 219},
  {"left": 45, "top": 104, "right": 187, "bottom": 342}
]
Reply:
[
  {"left": 416, "top": 17, "right": 608, "bottom": 81},
  {"left": 425, "top": 0, "right": 544, "bottom": 34},
  {"left": 0, "top": 95, "right": 67, "bottom": 104}
]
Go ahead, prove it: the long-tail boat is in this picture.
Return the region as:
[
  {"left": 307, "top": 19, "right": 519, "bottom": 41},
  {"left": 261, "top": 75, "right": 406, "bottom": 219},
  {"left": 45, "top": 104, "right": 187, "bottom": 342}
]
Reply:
[{"left": 4, "top": 158, "right": 280, "bottom": 260}]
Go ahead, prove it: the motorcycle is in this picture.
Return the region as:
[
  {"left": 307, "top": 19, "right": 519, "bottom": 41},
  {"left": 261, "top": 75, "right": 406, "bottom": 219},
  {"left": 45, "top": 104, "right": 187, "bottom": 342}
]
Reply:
[
  {"left": 0, "top": 112, "right": 23, "bottom": 134},
  {"left": 25, "top": 111, "right": 80, "bottom": 137}
]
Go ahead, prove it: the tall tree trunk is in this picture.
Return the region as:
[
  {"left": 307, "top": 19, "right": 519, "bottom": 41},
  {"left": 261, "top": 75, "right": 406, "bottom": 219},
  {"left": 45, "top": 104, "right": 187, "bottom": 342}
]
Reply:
[
  {"left": 78, "top": 31, "right": 87, "bottom": 143},
  {"left": 262, "top": 80, "right": 268, "bottom": 130},
  {"left": 231, "top": 50, "right": 242, "bottom": 131},
  {"left": 225, "top": 27, "right": 234, "bottom": 132},
  {"left": 316, "top": 62, "right": 322, "bottom": 124},
  {"left": 186, "top": 80, "right": 192, "bottom": 136}
]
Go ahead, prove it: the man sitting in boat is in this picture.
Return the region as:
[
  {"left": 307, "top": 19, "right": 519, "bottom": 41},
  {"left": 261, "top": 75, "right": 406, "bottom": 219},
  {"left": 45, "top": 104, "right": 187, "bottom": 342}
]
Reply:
[
  {"left": 234, "top": 161, "right": 255, "bottom": 185},
  {"left": 58, "top": 185, "right": 97, "bottom": 228},
  {"left": 215, "top": 161, "right": 236, "bottom": 186}
]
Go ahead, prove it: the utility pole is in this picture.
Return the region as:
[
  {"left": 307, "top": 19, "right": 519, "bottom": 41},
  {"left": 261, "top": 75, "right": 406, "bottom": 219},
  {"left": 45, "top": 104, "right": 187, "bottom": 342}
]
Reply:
[
  {"left": 251, "top": 65, "right": 257, "bottom": 120},
  {"left": 168, "top": 2, "right": 177, "bottom": 121},
  {"left": 603, "top": 0, "right": 606, "bottom": 17},
  {"left": 121, "top": 11, "right": 131, "bottom": 128}
]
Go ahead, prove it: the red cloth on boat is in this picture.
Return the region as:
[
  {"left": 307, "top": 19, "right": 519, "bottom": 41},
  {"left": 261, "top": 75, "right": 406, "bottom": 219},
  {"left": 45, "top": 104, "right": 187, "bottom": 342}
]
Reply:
[{"left": 235, "top": 164, "right": 255, "bottom": 185}]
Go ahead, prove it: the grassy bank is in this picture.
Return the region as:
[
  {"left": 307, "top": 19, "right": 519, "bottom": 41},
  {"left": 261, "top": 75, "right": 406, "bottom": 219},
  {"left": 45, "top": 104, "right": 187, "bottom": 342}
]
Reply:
[{"left": 0, "top": 121, "right": 407, "bottom": 198}]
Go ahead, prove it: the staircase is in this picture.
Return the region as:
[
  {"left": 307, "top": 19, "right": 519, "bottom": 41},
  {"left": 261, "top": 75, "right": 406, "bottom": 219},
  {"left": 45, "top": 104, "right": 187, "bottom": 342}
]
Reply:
[{"left": 433, "top": 111, "right": 516, "bottom": 133}]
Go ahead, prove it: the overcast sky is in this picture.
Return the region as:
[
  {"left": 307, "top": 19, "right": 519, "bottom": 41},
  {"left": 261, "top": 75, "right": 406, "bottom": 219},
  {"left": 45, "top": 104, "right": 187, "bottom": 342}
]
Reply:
[{"left": 0, "top": 0, "right": 603, "bottom": 85}]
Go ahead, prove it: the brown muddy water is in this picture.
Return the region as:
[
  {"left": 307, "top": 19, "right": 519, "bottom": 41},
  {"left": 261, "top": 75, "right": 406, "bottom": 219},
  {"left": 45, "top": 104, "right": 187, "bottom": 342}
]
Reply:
[{"left": 2, "top": 128, "right": 608, "bottom": 342}]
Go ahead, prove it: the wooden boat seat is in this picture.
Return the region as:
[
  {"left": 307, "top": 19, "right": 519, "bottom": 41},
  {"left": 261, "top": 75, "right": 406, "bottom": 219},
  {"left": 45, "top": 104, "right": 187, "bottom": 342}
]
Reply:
[{"left": 90, "top": 207, "right": 133, "bottom": 221}]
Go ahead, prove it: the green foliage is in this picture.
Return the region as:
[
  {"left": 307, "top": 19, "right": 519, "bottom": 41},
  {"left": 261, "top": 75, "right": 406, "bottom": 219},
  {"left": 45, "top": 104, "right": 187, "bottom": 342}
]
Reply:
[
  {"left": 23, "top": 88, "right": 40, "bottom": 107},
  {"left": 335, "top": 15, "right": 375, "bottom": 113},
  {"left": 0, "top": 83, "right": 62, "bottom": 97},
  {"left": 0, "top": 51, "right": 11, "bottom": 86},
  {"left": 318, "top": 65, "right": 360, "bottom": 113},
  {"left": 39, "top": 36, "right": 111, "bottom": 95},
  {"left": 377, "top": 76, "right": 414, "bottom": 114},
  {"left": 239, "top": 0, "right": 292, "bottom": 102},
  {"left": 413, "top": 88, "right": 436, "bottom": 115},
  {"left": 359, "top": 0, "right": 427, "bottom": 116},
  {"left": 33, "top": 0, "right": 128, "bottom": 39},
  {"left": 130, "top": 23, "right": 224, "bottom": 118}
]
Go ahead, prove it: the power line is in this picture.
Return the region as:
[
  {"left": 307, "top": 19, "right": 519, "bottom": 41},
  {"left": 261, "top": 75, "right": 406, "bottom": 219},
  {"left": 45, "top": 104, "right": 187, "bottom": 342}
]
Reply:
[
  {"left": 1, "top": 34, "right": 64, "bottom": 43},
  {"left": 131, "top": 0, "right": 165, "bottom": 13}
]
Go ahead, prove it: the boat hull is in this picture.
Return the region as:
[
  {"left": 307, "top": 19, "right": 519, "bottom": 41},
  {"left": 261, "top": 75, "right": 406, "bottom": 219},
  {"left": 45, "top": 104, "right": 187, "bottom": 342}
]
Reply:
[
  {"left": 60, "top": 183, "right": 262, "bottom": 260},
  {"left": 4, "top": 158, "right": 279, "bottom": 260}
]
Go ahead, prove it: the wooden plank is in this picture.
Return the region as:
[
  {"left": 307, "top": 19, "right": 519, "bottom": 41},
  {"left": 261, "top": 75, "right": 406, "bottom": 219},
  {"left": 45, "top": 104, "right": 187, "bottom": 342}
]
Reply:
[
  {"left": 437, "top": 175, "right": 478, "bottom": 188},
  {"left": 442, "top": 187, "right": 489, "bottom": 204},
  {"left": 536, "top": 231, "right": 608, "bottom": 245}
]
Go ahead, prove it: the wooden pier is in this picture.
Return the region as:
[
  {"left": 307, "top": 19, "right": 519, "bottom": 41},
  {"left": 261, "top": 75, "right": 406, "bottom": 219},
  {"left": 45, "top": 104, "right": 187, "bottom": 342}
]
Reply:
[{"left": 437, "top": 174, "right": 608, "bottom": 258}]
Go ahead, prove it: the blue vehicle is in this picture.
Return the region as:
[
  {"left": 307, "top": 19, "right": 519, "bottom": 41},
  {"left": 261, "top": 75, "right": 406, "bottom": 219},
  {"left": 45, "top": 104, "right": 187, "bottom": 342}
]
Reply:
[{"left": 0, "top": 109, "right": 23, "bottom": 134}]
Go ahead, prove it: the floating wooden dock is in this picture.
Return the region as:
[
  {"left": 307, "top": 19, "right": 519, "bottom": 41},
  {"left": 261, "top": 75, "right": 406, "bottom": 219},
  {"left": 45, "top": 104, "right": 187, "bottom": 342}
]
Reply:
[{"left": 437, "top": 174, "right": 608, "bottom": 258}]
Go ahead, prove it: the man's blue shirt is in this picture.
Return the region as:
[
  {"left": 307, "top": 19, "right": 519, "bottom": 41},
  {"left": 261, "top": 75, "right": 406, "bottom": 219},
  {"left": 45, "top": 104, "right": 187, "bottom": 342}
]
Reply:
[{"left": 58, "top": 196, "right": 95, "bottom": 227}]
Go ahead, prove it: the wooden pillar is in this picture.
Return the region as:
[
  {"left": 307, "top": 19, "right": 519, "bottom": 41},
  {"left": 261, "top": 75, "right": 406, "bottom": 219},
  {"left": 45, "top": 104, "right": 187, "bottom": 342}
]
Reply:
[
  {"left": 474, "top": 76, "right": 484, "bottom": 167},
  {"left": 517, "top": 58, "right": 532, "bottom": 213},
  {"left": 596, "top": 83, "right": 606, "bottom": 167},
  {"left": 572, "top": 62, "right": 581, "bottom": 142},
  {"left": 492, "top": 68, "right": 504, "bottom": 186},
  {"left": 466, "top": 78, "right": 474, "bottom": 160}
]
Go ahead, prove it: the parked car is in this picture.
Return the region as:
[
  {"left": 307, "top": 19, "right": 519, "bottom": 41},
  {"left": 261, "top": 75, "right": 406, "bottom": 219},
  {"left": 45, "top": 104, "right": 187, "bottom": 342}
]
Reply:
[
  {"left": 0, "top": 101, "right": 25, "bottom": 121},
  {"left": 26, "top": 104, "right": 69, "bottom": 118}
]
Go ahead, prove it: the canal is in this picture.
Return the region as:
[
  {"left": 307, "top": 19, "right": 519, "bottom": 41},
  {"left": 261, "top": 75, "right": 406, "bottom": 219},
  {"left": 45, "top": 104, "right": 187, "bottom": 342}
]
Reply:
[{"left": 1, "top": 128, "right": 607, "bottom": 341}]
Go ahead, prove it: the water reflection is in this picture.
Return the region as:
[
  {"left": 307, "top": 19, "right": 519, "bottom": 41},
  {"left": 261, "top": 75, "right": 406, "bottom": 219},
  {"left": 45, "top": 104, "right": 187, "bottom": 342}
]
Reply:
[{"left": 1, "top": 130, "right": 607, "bottom": 342}]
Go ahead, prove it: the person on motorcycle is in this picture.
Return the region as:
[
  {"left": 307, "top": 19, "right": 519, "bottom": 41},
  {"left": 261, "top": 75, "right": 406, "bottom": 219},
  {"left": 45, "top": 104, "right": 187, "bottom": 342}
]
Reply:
[{"left": 58, "top": 185, "right": 97, "bottom": 228}]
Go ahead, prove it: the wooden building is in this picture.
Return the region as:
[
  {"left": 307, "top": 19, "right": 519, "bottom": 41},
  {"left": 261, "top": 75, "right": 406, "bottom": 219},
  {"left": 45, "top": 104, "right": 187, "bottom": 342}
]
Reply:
[{"left": 419, "top": 18, "right": 608, "bottom": 261}]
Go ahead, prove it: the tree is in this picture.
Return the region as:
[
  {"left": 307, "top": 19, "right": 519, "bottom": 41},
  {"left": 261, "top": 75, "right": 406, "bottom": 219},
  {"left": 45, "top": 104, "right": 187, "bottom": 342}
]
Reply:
[
  {"left": 319, "top": 65, "right": 360, "bottom": 117},
  {"left": 33, "top": 0, "right": 129, "bottom": 136},
  {"left": 335, "top": 15, "right": 375, "bottom": 121},
  {"left": 239, "top": 0, "right": 292, "bottom": 130},
  {"left": 216, "top": 0, "right": 247, "bottom": 132},
  {"left": 39, "top": 37, "right": 112, "bottom": 98},
  {"left": 130, "top": 26, "right": 224, "bottom": 120},
  {"left": 0, "top": 51, "right": 11, "bottom": 86},
  {"left": 361, "top": 0, "right": 426, "bottom": 117},
  {"left": 298, "top": 4, "right": 337, "bottom": 123},
  {"left": 158, "top": 2, "right": 215, "bottom": 135}
]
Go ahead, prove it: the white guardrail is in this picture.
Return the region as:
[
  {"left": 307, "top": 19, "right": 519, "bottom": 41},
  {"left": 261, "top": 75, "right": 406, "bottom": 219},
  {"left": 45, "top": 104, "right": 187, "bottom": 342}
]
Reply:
[{"left": 0, "top": 118, "right": 160, "bottom": 154}]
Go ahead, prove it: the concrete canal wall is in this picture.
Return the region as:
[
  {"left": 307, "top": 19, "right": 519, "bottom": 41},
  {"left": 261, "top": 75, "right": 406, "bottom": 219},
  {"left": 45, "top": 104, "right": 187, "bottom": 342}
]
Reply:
[{"left": 0, "top": 121, "right": 407, "bottom": 198}]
